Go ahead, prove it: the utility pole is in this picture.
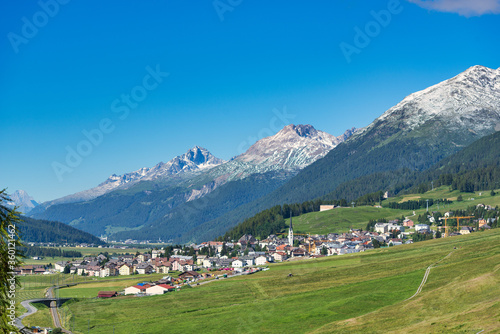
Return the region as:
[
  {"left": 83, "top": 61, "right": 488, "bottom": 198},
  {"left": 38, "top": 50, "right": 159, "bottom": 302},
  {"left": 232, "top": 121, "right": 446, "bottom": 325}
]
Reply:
[
  {"left": 351, "top": 202, "right": 355, "bottom": 208},
  {"left": 426, "top": 199, "right": 429, "bottom": 212}
]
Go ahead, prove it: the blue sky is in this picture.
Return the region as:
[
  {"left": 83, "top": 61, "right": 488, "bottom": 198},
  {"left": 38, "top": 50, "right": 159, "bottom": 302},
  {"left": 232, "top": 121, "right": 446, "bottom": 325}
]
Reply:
[{"left": 1, "top": 0, "right": 499, "bottom": 202}]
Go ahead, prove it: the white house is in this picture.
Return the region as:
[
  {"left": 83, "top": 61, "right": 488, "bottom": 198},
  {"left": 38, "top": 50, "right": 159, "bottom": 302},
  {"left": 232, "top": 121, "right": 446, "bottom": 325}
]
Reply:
[
  {"left": 145, "top": 284, "right": 174, "bottom": 295},
  {"left": 54, "top": 261, "right": 68, "bottom": 272},
  {"left": 272, "top": 252, "right": 287, "bottom": 262},
  {"left": 202, "top": 259, "right": 213, "bottom": 268},
  {"left": 374, "top": 223, "right": 387, "bottom": 233},
  {"left": 415, "top": 224, "right": 430, "bottom": 233},
  {"left": 232, "top": 259, "right": 244, "bottom": 268},
  {"left": 255, "top": 256, "right": 268, "bottom": 266},
  {"left": 124, "top": 284, "right": 150, "bottom": 295}
]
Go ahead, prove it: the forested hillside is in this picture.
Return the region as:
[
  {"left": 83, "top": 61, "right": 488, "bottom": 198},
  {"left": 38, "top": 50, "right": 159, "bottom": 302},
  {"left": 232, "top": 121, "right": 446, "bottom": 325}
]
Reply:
[{"left": 19, "top": 216, "right": 105, "bottom": 245}]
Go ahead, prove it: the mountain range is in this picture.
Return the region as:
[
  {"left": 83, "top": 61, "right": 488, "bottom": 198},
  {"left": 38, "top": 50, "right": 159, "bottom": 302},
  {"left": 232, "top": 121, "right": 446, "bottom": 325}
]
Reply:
[
  {"left": 31, "top": 124, "right": 355, "bottom": 241},
  {"left": 30, "top": 65, "right": 500, "bottom": 243}
]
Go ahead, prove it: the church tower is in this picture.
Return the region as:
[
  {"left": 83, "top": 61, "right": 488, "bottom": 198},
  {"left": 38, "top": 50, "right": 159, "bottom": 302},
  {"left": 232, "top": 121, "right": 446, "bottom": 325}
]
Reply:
[{"left": 288, "top": 213, "right": 294, "bottom": 246}]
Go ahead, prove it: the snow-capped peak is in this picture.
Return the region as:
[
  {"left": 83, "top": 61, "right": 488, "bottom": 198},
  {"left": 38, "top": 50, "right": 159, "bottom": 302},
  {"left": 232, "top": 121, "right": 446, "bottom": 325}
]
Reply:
[
  {"left": 34, "top": 147, "right": 225, "bottom": 209},
  {"left": 5, "top": 190, "right": 39, "bottom": 214},
  {"left": 372, "top": 65, "right": 500, "bottom": 132}
]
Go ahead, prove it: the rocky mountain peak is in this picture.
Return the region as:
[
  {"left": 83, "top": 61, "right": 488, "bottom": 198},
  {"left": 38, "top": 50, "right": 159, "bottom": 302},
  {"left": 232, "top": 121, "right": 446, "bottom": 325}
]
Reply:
[
  {"left": 371, "top": 64, "right": 500, "bottom": 133},
  {"left": 6, "top": 189, "right": 39, "bottom": 214}
]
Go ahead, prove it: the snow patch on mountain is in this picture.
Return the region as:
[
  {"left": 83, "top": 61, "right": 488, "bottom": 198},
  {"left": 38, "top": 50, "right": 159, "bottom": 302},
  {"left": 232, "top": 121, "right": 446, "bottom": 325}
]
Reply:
[
  {"left": 34, "top": 147, "right": 225, "bottom": 211},
  {"left": 374, "top": 65, "right": 500, "bottom": 132},
  {"left": 185, "top": 125, "right": 357, "bottom": 201}
]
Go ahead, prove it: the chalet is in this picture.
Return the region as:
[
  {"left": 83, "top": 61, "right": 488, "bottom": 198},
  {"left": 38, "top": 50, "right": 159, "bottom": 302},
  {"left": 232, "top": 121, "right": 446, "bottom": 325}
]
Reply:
[
  {"left": 478, "top": 219, "right": 488, "bottom": 228},
  {"left": 403, "top": 219, "right": 414, "bottom": 228},
  {"left": 238, "top": 234, "right": 256, "bottom": 247},
  {"left": 196, "top": 255, "right": 208, "bottom": 265},
  {"left": 34, "top": 268, "right": 46, "bottom": 275},
  {"left": 291, "top": 248, "right": 306, "bottom": 257},
  {"left": 104, "top": 264, "right": 118, "bottom": 277},
  {"left": 20, "top": 265, "right": 35, "bottom": 275},
  {"left": 86, "top": 266, "right": 101, "bottom": 277},
  {"left": 156, "top": 264, "right": 170, "bottom": 274},
  {"left": 179, "top": 271, "right": 201, "bottom": 280},
  {"left": 136, "top": 263, "right": 154, "bottom": 275},
  {"left": 388, "top": 238, "right": 403, "bottom": 246},
  {"left": 272, "top": 252, "right": 288, "bottom": 262},
  {"left": 216, "top": 258, "right": 233, "bottom": 268},
  {"left": 118, "top": 263, "right": 133, "bottom": 276},
  {"left": 460, "top": 226, "right": 472, "bottom": 235}
]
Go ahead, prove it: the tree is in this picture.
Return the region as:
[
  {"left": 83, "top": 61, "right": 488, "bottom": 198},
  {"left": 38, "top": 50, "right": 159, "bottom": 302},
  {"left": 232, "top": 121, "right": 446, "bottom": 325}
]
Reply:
[
  {"left": 1, "top": 189, "right": 24, "bottom": 333},
  {"left": 63, "top": 265, "right": 71, "bottom": 274},
  {"left": 320, "top": 247, "right": 328, "bottom": 256},
  {"left": 52, "top": 328, "right": 63, "bottom": 334},
  {"left": 243, "top": 248, "right": 249, "bottom": 256},
  {"left": 491, "top": 189, "right": 496, "bottom": 196},
  {"left": 435, "top": 230, "right": 442, "bottom": 239},
  {"left": 457, "top": 194, "right": 463, "bottom": 202}
]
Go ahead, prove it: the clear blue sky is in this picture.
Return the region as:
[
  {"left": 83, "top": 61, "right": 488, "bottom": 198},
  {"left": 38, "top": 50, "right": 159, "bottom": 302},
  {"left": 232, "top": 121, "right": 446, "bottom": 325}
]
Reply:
[{"left": 1, "top": 0, "right": 499, "bottom": 202}]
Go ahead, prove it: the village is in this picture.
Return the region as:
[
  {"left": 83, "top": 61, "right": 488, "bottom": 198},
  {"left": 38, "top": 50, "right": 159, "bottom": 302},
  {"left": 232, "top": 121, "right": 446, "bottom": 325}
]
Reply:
[{"left": 15, "top": 202, "right": 497, "bottom": 300}]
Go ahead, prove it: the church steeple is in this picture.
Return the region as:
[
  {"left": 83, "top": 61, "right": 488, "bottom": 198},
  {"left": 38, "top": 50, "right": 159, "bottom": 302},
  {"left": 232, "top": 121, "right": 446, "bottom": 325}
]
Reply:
[{"left": 288, "top": 212, "right": 294, "bottom": 246}]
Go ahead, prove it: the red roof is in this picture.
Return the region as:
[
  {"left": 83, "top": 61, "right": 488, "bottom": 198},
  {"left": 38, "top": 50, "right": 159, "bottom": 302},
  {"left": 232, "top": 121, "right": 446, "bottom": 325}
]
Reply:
[
  {"left": 98, "top": 291, "right": 117, "bottom": 298},
  {"left": 157, "top": 284, "right": 175, "bottom": 289},
  {"left": 132, "top": 284, "right": 151, "bottom": 290}
]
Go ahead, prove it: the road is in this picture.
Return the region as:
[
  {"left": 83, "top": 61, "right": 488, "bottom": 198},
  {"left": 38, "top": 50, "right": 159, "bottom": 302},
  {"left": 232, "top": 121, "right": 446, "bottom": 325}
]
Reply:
[
  {"left": 14, "top": 299, "right": 39, "bottom": 329},
  {"left": 15, "top": 286, "right": 73, "bottom": 333},
  {"left": 47, "top": 287, "right": 64, "bottom": 329}
]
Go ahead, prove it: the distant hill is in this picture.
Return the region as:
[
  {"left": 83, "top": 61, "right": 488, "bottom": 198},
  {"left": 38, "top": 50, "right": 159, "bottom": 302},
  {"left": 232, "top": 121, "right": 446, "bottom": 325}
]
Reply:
[{"left": 19, "top": 216, "right": 105, "bottom": 245}]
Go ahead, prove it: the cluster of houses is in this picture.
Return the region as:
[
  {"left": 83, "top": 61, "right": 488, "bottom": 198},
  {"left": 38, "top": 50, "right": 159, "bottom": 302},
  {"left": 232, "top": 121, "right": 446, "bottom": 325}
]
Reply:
[
  {"left": 48, "top": 228, "right": 413, "bottom": 279},
  {"left": 19, "top": 206, "right": 497, "bottom": 278}
]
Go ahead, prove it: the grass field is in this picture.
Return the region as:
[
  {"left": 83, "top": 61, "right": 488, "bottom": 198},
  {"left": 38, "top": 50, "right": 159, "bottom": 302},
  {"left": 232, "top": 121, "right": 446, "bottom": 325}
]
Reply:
[
  {"left": 22, "top": 302, "right": 53, "bottom": 328},
  {"left": 57, "top": 274, "right": 169, "bottom": 298},
  {"left": 291, "top": 187, "right": 500, "bottom": 236},
  {"left": 292, "top": 206, "right": 409, "bottom": 234},
  {"left": 61, "top": 229, "right": 500, "bottom": 333}
]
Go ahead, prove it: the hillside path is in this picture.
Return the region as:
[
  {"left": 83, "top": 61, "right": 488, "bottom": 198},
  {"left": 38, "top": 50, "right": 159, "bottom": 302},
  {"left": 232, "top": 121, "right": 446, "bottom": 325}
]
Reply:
[{"left": 405, "top": 251, "right": 453, "bottom": 301}]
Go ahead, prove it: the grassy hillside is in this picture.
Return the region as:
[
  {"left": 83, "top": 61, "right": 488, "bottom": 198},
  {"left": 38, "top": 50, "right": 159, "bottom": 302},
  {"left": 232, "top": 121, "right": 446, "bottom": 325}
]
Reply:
[
  {"left": 59, "top": 229, "right": 499, "bottom": 333},
  {"left": 293, "top": 186, "right": 500, "bottom": 235},
  {"left": 292, "top": 207, "right": 408, "bottom": 234}
]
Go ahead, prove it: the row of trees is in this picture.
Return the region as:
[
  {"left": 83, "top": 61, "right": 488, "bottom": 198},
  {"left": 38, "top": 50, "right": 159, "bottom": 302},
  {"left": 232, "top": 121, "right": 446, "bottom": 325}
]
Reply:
[{"left": 20, "top": 246, "right": 82, "bottom": 258}]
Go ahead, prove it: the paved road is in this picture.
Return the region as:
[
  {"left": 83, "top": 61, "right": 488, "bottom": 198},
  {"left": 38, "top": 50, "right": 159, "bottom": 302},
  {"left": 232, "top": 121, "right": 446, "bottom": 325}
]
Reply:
[
  {"left": 47, "top": 286, "right": 74, "bottom": 333},
  {"left": 14, "top": 299, "right": 39, "bottom": 329}
]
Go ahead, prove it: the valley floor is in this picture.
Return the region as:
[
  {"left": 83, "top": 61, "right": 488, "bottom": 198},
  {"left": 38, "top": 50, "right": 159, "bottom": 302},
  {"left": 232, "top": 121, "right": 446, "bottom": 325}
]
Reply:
[{"left": 56, "top": 229, "right": 499, "bottom": 333}]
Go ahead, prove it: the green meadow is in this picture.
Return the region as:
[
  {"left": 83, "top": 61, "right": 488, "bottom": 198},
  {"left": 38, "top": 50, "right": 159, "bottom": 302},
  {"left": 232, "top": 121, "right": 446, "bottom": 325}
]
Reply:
[
  {"left": 60, "top": 229, "right": 499, "bottom": 333},
  {"left": 292, "top": 187, "right": 500, "bottom": 235},
  {"left": 292, "top": 206, "right": 409, "bottom": 234}
]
